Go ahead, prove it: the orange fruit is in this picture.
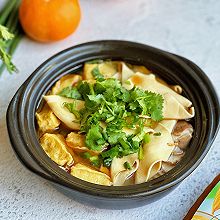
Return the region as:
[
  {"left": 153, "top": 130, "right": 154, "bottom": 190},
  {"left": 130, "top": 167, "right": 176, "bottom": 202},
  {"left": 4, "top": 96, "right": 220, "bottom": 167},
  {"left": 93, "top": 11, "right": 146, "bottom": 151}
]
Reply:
[{"left": 19, "top": 0, "right": 81, "bottom": 42}]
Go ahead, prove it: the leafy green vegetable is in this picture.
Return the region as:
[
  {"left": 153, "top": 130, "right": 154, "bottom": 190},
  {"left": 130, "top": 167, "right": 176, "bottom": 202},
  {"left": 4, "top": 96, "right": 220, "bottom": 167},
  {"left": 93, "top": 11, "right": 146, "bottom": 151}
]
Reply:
[
  {"left": 85, "top": 124, "right": 106, "bottom": 151},
  {"left": 92, "top": 66, "right": 104, "bottom": 81},
  {"left": 0, "top": 0, "right": 23, "bottom": 75},
  {"left": 81, "top": 152, "right": 102, "bottom": 167},
  {"left": 0, "top": 25, "right": 13, "bottom": 39},
  {"left": 0, "top": 25, "right": 17, "bottom": 73},
  {"left": 61, "top": 76, "right": 164, "bottom": 168},
  {"left": 129, "top": 87, "right": 163, "bottom": 121},
  {"left": 89, "top": 155, "right": 101, "bottom": 167},
  {"left": 81, "top": 152, "right": 91, "bottom": 159},
  {"left": 63, "top": 102, "right": 81, "bottom": 120},
  {"left": 77, "top": 81, "right": 91, "bottom": 99},
  {"left": 101, "top": 146, "right": 119, "bottom": 167},
  {"left": 59, "top": 86, "right": 82, "bottom": 100}
]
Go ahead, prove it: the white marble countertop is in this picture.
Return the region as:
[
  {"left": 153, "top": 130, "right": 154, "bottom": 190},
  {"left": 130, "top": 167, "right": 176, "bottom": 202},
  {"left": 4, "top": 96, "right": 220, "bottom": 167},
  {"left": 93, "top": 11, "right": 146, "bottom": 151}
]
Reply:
[{"left": 0, "top": 1, "right": 220, "bottom": 219}]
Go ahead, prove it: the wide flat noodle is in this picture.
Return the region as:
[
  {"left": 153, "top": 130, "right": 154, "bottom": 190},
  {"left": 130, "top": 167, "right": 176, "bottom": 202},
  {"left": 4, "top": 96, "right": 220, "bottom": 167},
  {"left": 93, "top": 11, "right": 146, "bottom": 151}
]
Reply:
[
  {"left": 159, "top": 119, "right": 177, "bottom": 133},
  {"left": 135, "top": 120, "right": 176, "bottom": 184},
  {"left": 40, "top": 133, "right": 74, "bottom": 166},
  {"left": 44, "top": 95, "right": 84, "bottom": 130},
  {"left": 124, "top": 72, "right": 192, "bottom": 106},
  {"left": 111, "top": 153, "right": 139, "bottom": 186},
  {"left": 121, "top": 63, "right": 152, "bottom": 84},
  {"left": 123, "top": 72, "right": 194, "bottom": 119},
  {"left": 163, "top": 93, "right": 195, "bottom": 119},
  {"left": 132, "top": 65, "right": 151, "bottom": 75},
  {"left": 83, "top": 61, "right": 120, "bottom": 80},
  {"left": 122, "top": 126, "right": 154, "bottom": 136},
  {"left": 121, "top": 62, "right": 135, "bottom": 83},
  {"left": 71, "top": 163, "right": 112, "bottom": 186}
]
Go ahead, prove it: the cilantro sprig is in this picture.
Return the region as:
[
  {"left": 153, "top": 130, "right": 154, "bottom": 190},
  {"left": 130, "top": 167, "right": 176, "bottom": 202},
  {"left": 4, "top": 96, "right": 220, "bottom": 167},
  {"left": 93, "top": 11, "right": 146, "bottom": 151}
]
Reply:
[
  {"left": 59, "top": 86, "right": 82, "bottom": 100},
  {"left": 0, "top": 25, "right": 17, "bottom": 73},
  {"left": 59, "top": 75, "right": 164, "bottom": 168}
]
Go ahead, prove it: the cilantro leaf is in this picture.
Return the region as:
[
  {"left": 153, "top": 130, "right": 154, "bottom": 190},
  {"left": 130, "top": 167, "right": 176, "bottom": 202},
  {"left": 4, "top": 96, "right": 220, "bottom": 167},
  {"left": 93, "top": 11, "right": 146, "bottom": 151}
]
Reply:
[
  {"left": 87, "top": 94, "right": 104, "bottom": 104},
  {"left": 81, "top": 152, "right": 102, "bottom": 167},
  {"left": 130, "top": 87, "right": 164, "bottom": 121},
  {"left": 77, "top": 81, "right": 91, "bottom": 99},
  {"left": 101, "top": 146, "right": 119, "bottom": 167},
  {"left": 89, "top": 155, "right": 102, "bottom": 167},
  {"left": 107, "top": 132, "right": 126, "bottom": 145},
  {"left": 63, "top": 102, "right": 81, "bottom": 119},
  {"left": 92, "top": 66, "right": 104, "bottom": 81},
  {"left": 85, "top": 125, "right": 106, "bottom": 151},
  {"left": 0, "top": 25, "right": 17, "bottom": 73},
  {"left": 59, "top": 86, "right": 82, "bottom": 100},
  {"left": 72, "top": 74, "right": 164, "bottom": 168}
]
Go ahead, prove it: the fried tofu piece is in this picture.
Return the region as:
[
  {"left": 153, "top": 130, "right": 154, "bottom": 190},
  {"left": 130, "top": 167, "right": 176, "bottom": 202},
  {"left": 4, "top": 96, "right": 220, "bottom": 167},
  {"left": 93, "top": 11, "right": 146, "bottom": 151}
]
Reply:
[
  {"left": 51, "top": 74, "right": 82, "bottom": 95},
  {"left": 36, "top": 104, "right": 60, "bottom": 133},
  {"left": 66, "top": 132, "right": 102, "bottom": 155},
  {"left": 66, "top": 132, "right": 86, "bottom": 150},
  {"left": 40, "top": 133, "right": 74, "bottom": 166},
  {"left": 44, "top": 95, "right": 85, "bottom": 130},
  {"left": 71, "top": 163, "right": 112, "bottom": 186},
  {"left": 83, "top": 61, "right": 120, "bottom": 80}
]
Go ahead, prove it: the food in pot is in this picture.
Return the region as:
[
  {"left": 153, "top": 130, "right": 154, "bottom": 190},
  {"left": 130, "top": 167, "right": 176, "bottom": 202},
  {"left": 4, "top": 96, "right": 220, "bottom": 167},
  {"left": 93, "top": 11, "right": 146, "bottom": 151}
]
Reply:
[{"left": 36, "top": 61, "right": 195, "bottom": 186}]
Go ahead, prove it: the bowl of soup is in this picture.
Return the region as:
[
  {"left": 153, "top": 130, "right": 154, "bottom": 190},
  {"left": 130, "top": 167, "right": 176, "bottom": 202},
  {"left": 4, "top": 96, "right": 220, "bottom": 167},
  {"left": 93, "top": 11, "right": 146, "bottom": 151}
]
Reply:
[{"left": 6, "top": 40, "right": 220, "bottom": 209}]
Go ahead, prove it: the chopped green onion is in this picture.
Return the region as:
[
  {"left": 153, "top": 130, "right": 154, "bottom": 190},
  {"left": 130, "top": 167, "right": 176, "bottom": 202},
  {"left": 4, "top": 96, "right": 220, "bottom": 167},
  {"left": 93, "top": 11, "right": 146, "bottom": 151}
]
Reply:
[
  {"left": 124, "top": 161, "right": 132, "bottom": 170},
  {"left": 138, "top": 146, "right": 144, "bottom": 160},
  {"left": 154, "top": 132, "right": 161, "bottom": 136},
  {"left": 143, "top": 133, "right": 151, "bottom": 143}
]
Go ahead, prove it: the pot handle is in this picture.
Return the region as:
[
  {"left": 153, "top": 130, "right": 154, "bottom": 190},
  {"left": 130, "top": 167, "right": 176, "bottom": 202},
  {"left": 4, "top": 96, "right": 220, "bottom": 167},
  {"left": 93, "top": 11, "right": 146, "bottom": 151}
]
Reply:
[{"left": 6, "top": 89, "right": 65, "bottom": 186}]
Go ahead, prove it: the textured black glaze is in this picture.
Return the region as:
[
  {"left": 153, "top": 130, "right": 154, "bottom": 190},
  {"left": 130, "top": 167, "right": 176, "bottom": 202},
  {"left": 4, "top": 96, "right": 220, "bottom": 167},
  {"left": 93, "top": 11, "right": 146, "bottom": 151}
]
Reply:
[{"left": 6, "top": 41, "right": 220, "bottom": 209}]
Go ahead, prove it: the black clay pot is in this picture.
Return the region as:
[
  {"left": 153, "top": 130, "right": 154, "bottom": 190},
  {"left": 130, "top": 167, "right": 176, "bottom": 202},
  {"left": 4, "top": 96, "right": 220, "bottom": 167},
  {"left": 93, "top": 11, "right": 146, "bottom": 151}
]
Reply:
[{"left": 6, "top": 40, "right": 220, "bottom": 209}]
